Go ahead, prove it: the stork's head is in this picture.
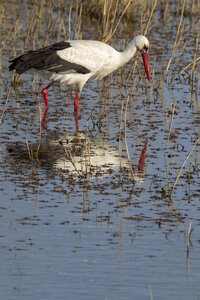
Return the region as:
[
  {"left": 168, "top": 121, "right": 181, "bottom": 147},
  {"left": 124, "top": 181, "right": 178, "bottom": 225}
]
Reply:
[{"left": 134, "top": 35, "right": 150, "bottom": 82}]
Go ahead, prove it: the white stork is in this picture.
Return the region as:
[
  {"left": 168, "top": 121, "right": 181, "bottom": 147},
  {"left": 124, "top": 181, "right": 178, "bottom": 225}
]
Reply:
[{"left": 9, "top": 35, "right": 150, "bottom": 115}]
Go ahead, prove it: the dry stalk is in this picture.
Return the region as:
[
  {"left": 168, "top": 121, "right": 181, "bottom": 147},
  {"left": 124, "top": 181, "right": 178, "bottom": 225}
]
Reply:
[
  {"left": 59, "top": 18, "right": 67, "bottom": 41},
  {"left": 164, "top": 152, "right": 177, "bottom": 197},
  {"left": 168, "top": 40, "right": 188, "bottom": 80},
  {"left": 35, "top": 105, "right": 42, "bottom": 159},
  {"left": 171, "top": 56, "right": 200, "bottom": 83},
  {"left": 102, "top": 0, "right": 132, "bottom": 43},
  {"left": 74, "top": 2, "right": 83, "bottom": 39},
  {"left": 26, "top": 138, "right": 34, "bottom": 161},
  {"left": 160, "top": 0, "right": 187, "bottom": 82},
  {"left": 124, "top": 95, "right": 135, "bottom": 180},
  {"left": 44, "top": 2, "right": 56, "bottom": 46},
  {"left": 163, "top": 0, "right": 169, "bottom": 23},
  {"left": 187, "top": 220, "right": 192, "bottom": 247},
  {"left": 186, "top": 219, "right": 194, "bottom": 262},
  {"left": 87, "top": 141, "right": 91, "bottom": 173},
  {"left": 195, "top": 73, "right": 200, "bottom": 91},
  {"left": 169, "top": 136, "right": 200, "bottom": 197},
  {"left": 164, "top": 104, "right": 176, "bottom": 157},
  {"left": 102, "top": 0, "right": 115, "bottom": 39},
  {"left": 62, "top": 146, "right": 83, "bottom": 177},
  {"left": 191, "top": 32, "right": 199, "bottom": 79},
  {"left": 31, "top": 1, "right": 45, "bottom": 49},
  {"left": 6, "top": 18, "right": 22, "bottom": 56},
  {"left": 84, "top": 121, "right": 89, "bottom": 175},
  {"left": 68, "top": 5, "right": 73, "bottom": 40},
  {"left": 118, "top": 100, "right": 124, "bottom": 158},
  {"left": 143, "top": 0, "right": 158, "bottom": 35},
  {"left": 186, "top": 219, "right": 192, "bottom": 269},
  {"left": 0, "top": 88, "right": 11, "bottom": 125},
  {"left": 164, "top": 16, "right": 200, "bottom": 83},
  {"left": 163, "top": 104, "right": 176, "bottom": 195},
  {"left": 125, "top": 60, "right": 138, "bottom": 87},
  {"left": 31, "top": 74, "right": 38, "bottom": 92},
  {"left": 23, "top": 0, "right": 39, "bottom": 50},
  {"left": 0, "top": 6, "right": 5, "bottom": 74},
  {"left": 0, "top": 6, "right": 4, "bottom": 25},
  {"left": 148, "top": 284, "right": 153, "bottom": 300}
]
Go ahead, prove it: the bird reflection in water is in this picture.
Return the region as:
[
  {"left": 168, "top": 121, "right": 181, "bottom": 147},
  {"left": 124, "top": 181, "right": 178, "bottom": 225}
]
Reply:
[
  {"left": 7, "top": 129, "right": 148, "bottom": 183},
  {"left": 41, "top": 105, "right": 80, "bottom": 131}
]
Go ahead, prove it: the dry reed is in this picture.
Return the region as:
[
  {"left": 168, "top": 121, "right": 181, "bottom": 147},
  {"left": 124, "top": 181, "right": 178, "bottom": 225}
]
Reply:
[
  {"left": 163, "top": 103, "right": 176, "bottom": 196},
  {"left": 35, "top": 105, "right": 43, "bottom": 159},
  {"left": 169, "top": 136, "right": 200, "bottom": 197},
  {"left": 187, "top": 220, "right": 193, "bottom": 248},
  {"left": 159, "top": 1, "right": 200, "bottom": 87},
  {"left": 124, "top": 95, "right": 135, "bottom": 180},
  {"left": 0, "top": 88, "right": 11, "bottom": 125},
  {"left": 102, "top": 0, "right": 132, "bottom": 43},
  {"left": 160, "top": 0, "right": 187, "bottom": 83},
  {"left": 26, "top": 138, "right": 34, "bottom": 161},
  {"left": 143, "top": 0, "right": 158, "bottom": 36},
  {"left": 118, "top": 100, "right": 124, "bottom": 160},
  {"left": 187, "top": 220, "right": 194, "bottom": 262}
]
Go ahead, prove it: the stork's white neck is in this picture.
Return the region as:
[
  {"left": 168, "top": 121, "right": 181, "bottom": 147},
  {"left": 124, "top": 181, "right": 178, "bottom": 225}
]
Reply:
[{"left": 118, "top": 39, "right": 137, "bottom": 68}]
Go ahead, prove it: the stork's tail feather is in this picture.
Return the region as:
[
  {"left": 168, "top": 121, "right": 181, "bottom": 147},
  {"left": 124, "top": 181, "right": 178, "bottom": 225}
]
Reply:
[
  {"left": 9, "top": 52, "right": 41, "bottom": 74},
  {"left": 9, "top": 55, "right": 24, "bottom": 74}
]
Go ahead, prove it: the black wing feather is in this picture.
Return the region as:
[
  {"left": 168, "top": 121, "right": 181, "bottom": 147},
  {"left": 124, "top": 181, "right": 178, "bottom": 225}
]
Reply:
[{"left": 9, "top": 41, "right": 90, "bottom": 75}]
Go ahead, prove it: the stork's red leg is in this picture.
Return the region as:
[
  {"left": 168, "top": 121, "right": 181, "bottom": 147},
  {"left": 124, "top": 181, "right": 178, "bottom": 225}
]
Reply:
[
  {"left": 41, "top": 107, "right": 49, "bottom": 130},
  {"left": 74, "top": 91, "right": 80, "bottom": 115},
  {"left": 74, "top": 114, "right": 79, "bottom": 131},
  {"left": 74, "top": 91, "right": 80, "bottom": 131},
  {"left": 42, "top": 81, "right": 54, "bottom": 108}
]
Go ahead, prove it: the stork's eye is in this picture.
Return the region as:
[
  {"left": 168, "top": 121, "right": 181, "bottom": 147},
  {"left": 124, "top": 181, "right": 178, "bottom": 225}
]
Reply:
[{"left": 143, "top": 45, "right": 148, "bottom": 53}]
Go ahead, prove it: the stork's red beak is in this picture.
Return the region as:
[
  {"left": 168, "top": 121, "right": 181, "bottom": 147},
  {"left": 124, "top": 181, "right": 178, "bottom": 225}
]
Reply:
[{"left": 142, "top": 53, "right": 150, "bottom": 82}]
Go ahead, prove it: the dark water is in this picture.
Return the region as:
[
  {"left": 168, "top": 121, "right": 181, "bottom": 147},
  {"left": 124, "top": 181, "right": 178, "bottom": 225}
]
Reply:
[{"left": 0, "top": 1, "right": 200, "bottom": 299}]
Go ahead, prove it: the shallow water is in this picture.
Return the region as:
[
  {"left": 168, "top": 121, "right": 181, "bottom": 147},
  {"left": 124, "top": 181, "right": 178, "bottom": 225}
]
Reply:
[{"left": 0, "top": 1, "right": 200, "bottom": 299}]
